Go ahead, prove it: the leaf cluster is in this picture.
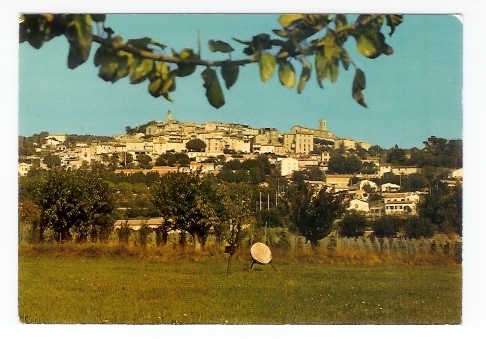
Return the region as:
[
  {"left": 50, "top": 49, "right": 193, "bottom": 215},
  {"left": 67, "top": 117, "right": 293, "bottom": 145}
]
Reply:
[{"left": 20, "top": 13, "right": 403, "bottom": 109}]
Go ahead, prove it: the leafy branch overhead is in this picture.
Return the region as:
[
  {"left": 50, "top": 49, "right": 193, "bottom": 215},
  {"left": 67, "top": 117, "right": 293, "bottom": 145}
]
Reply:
[{"left": 19, "top": 13, "right": 403, "bottom": 109}]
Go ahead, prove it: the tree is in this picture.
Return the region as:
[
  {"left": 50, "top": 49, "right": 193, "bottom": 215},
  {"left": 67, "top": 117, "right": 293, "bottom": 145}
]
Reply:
[
  {"left": 371, "top": 215, "right": 402, "bottom": 238},
  {"left": 109, "top": 152, "right": 120, "bottom": 170},
  {"left": 136, "top": 153, "right": 153, "bottom": 169},
  {"left": 119, "top": 152, "right": 134, "bottom": 168},
  {"left": 284, "top": 182, "right": 346, "bottom": 249},
  {"left": 328, "top": 155, "right": 347, "bottom": 174},
  {"left": 215, "top": 183, "right": 254, "bottom": 276},
  {"left": 42, "top": 153, "right": 61, "bottom": 168},
  {"left": 34, "top": 168, "right": 116, "bottom": 242},
  {"left": 418, "top": 184, "right": 462, "bottom": 236},
  {"left": 328, "top": 154, "right": 362, "bottom": 174},
  {"left": 19, "top": 14, "right": 403, "bottom": 109},
  {"left": 155, "top": 153, "right": 190, "bottom": 167},
  {"left": 386, "top": 144, "right": 407, "bottom": 165},
  {"left": 402, "top": 216, "right": 436, "bottom": 239},
  {"left": 185, "top": 138, "right": 207, "bottom": 152},
  {"left": 18, "top": 199, "right": 41, "bottom": 243},
  {"left": 338, "top": 210, "right": 367, "bottom": 238},
  {"left": 151, "top": 171, "right": 219, "bottom": 249}
]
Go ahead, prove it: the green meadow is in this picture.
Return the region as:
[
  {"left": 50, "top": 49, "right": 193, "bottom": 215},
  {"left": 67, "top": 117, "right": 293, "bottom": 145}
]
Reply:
[{"left": 18, "top": 245, "right": 462, "bottom": 324}]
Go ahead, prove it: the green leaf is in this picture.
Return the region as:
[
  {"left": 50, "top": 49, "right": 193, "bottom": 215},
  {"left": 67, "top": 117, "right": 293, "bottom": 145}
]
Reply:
[
  {"left": 278, "top": 61, "right": 296, "bottom": 89},
  {"left": 127, "top": 37, "right": 167, "bottom": 51},
  {"left": 278, "top": 14, "right": 305, "bottom": 28},
  {"left": 208, "top": 39, "right": 234, "bottom": 53},
  {"left": 386, "top": 14, "right": 403, "bottom": 37},
  {"left": 340, "top": 49, "right": 351, "bottom": 70},
  {"left": 258, "top": 53, "right": 276, "bottom": 83},
  {"left": 127, "top": 37, "right": 154, "bottom": 51},
  {"left": 315, "top": 47, "right": 329, "bottom": 88},
  {"left": 330, "top": 59, "right": 339, "bottom": 84},
  {"left": 221, "top": 63, "right": 239, "bottom": 89},
  {"left": 129, "top": 56, "right": 154, "bottom": 84},
  {"left": 148, "top": 77, "right": 163, "bottom": 98},
  {"left": 271, "top": 39, "right": 287, "bottom": 47},
  {"left": 334, "top": 14, "right": 348, "bottom": 30},
  {"left": 355, "top": 31, "right": 381, "bottom": 59},
  {"left": 352, "top": 68, "right": 367, "bottom": 108},
  {"left": 174, "top": 48, "right": 198, "bottom": 77},
  {"left": 65, "top": 14, "right": 93, "bottom": 69},
  {"left": 201, "top": 68, "right": 225, "bottom": 109},
  {"left": 252, "top": 34, "right": 272, "bottom": 51},
  {"left": 297, "top": 64, "right": 311, "bottom": 94},
  {"left": 161, "top": 70, "right": 178, "bottom": 94},
  {"left": 115, "top": 55, "right": 130, "bottom": 81}
]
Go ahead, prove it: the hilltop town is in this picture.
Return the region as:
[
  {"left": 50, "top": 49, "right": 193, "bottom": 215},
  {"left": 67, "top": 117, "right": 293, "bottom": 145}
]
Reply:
[
  {"left": 18, "top": 111, "right": 463, "bottom": 223},
  {"left": 20, "top": 111, "right": 370, "bottom": 173}
]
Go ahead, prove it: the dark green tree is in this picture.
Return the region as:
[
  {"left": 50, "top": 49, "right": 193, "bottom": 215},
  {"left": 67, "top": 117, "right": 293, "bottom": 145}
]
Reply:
[
  {"left": 418, "top": 184, "right": 462, "bottom": 236},
  {"left": 371, "top": 215, "right": 402, "bottom": 238},
  {"left": 402, "top": 216, "right": 436, "bottom": 239},
  {"left": 42, "top": 153, "right": 61, "bottom": 168},
  {"left": 185, "top": 138, "right": 207, "bottom": 152},
  {"left": 136, "top": 153, "right": 153, "bottom": 169},
  {"left": 328, "top": 155, "right": 347, "bottom": 174},
  {"left": 338, "top": 210, "right": 367, "bottom": 238},
  {"left": 386, "top": 144, "right": 407, "bottom": 165}
]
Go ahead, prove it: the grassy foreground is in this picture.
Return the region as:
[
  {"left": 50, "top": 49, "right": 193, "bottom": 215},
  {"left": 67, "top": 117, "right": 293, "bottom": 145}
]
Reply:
[{"left": 18, "top": 245, "right": 462, "bottom": 324}]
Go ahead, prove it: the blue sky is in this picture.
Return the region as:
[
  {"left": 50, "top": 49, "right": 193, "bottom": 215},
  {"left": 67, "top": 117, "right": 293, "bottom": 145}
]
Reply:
[{"left": 18, "top": 14, "right": 462, "bottom": 149}]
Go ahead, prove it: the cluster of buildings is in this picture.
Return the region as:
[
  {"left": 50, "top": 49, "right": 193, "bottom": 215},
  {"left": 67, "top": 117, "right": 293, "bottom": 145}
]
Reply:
[
  {"left": 19, "top": 111, "right": 371, "bottom": 175},
  {"left": 19, "top": 112, "right": 463, "bottom": 221}
]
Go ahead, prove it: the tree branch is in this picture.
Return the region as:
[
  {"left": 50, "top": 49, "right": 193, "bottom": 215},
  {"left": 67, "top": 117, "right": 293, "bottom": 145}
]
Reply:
[{"left": 91, "top": 34, "right": 256, "bottom": 67}]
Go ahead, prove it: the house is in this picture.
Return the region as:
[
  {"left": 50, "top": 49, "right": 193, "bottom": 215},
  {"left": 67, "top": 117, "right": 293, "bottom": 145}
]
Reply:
[
  {"left": 391, "top": 166, "right": 420, "bottom": 176},
  {"left": 325, "top": 174, "right": 353, "bottom": 190},
  {"left": 114, "top": 218, "right": 165, "bottom": 230},
  {"left": 18, "top": 163, "right": 32, "bottom": 176},
  {"left": 359, "top": 179, "right": 378, "bottom": 192},
  {"left": 351, "top": 189, "right": 370, "bottom": 201},
  {"left": 381, "top": 183, "right": 400, "bottom": 192},
  {"left": 276, "top": 157, "right": 299, "bottom": 176},
  {"left": 189, "top": 162, "right": 215, "bottom": 173},
  {"left": 448, "top": 168, "right": 463, "bottom": 179},
  {"left": 384, "top": 200, "right": 417, "bottom": 216},
  {"left": 334, "top": 137, "right": 356, "bottom": 150},
  {"left": 383, "top": 192, "right": 420, "bottom": 204},
  {"left": 347, "top": 199, "right": 370, "bottom": 213},
  {"left": 283, "top": 131, "right": 314, "bottom": 154}
]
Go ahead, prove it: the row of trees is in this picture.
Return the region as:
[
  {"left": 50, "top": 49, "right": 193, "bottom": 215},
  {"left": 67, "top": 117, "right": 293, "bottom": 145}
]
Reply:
[{"left": 19, "top": 162, "right": 462, "bottom": 248}]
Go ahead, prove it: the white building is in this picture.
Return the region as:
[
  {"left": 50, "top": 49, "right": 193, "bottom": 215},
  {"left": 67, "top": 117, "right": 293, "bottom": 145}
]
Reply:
[
  {"left": 347, "top": 199, "right": 370, "bottom": 213},
  {"left": 277, "top": 157, "right": 299, "bottom": 176}
]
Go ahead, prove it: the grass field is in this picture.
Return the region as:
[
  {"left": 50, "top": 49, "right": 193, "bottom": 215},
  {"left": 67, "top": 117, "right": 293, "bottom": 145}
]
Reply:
[{"left": 18, "top": 245, "right": 462, "bottom": 324}]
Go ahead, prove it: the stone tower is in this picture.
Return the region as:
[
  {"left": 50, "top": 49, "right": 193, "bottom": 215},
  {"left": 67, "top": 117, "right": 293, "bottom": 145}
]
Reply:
[
  {"left": 318, "top": 119, "right": 327, "bottom": 131},
  {"left": 166, "top": 111, "right": 174, "bottom": 123}
]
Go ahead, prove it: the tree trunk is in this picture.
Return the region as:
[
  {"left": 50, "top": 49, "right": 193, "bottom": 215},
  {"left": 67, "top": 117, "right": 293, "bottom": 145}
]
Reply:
[{"left": 179, "top": 231, "right": 186, "bottom": 249}]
